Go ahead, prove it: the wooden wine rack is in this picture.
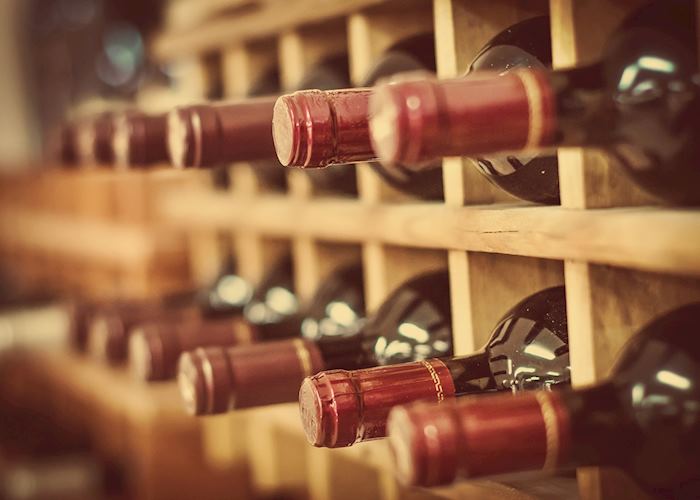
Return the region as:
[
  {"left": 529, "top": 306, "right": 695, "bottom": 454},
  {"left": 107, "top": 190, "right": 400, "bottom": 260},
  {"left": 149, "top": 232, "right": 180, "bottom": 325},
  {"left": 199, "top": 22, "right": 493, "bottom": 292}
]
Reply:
[
  {"left": 0, "top": 0, "right": 698, "bottom": 499},
  {"left": 151, "top": 0, "right": 700, "bottom": 499}
]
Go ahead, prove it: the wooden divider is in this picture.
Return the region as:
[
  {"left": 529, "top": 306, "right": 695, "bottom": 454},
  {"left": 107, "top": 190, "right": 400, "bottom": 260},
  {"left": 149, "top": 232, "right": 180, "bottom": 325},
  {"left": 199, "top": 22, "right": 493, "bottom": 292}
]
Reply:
[
  {"left": 1, "top": 0, "right": 696, "bottom": 499},
  {"left": 550, "top": 1, "right": 700, "bottom": 498},
  {"left": 152, "top": 0, "right": 700, "bottom": 497}
]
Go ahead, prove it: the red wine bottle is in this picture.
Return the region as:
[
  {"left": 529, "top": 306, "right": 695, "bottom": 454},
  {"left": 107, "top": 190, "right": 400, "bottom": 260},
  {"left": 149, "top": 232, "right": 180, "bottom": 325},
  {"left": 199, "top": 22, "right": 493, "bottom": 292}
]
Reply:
[
  {"left": 296, "top": 53, "right": 358, "bottom": 197},
  {"left": 177, "top": 270, "right": 453, "bottom": 415},
  {"left": 85, "top": 259, "right": 256, "bottom": 363},
  {"left": 177, "top": 263, "right": 365, "bottom": 414},
  {"left": 127, "top": 254, "right": 297, "bottom": 378},
  {"left": 76, "top": 112, "right": 116, "bottom": 165},
  {"left": 112, "top": 111, "right": 168, "bottom": 167},
  {"left": 273, "top": 34, "right": 444, "bottom": 200},
  {"left": 167, "top": 53, "right": 354, "bottom": 196},
  {"left": 387, "top": 302, "right": 700, "bottom": 498},
  {"left": 371, "top": 2, "right": 700, "bottom": 205},
  {"left": 300, "top": 286, "right": 569, "bottom": 448},
  {"left": 48, "top": 122, "right": 77, "bottom": 166},
  {"left": 168, "top": 95, "right": 277, "bottom": 168},
  {"left": 243, "top": 67, "right": 288, "bottom": 192},
  {"left": 251, "top": 55, "right": 358, "bottom": 195}
]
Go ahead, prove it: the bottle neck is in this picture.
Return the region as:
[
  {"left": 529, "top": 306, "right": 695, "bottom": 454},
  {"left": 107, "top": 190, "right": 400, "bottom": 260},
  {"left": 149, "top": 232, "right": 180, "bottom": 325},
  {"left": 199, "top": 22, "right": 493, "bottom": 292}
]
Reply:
[
  {"left": 443, "top": 351, "right": 496, "bottom": 396},
  {"left": 315, "top": 333, "right": 368, "bottom": 370},
  {"left": 555, "top": 382, "right": 634, "bottom": 470},
  {"left": 253, "top": 314, "right": 302, "bottom": 342},
  {"left": 548, "top": 62, "right": 615, "bottom": 148}
]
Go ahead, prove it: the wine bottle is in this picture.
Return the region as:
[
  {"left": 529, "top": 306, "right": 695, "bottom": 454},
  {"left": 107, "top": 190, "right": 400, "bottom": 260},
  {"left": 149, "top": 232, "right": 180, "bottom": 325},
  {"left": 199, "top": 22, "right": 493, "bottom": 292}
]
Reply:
[
  {"left": 273, "top": 34, "right": 444, "bottom": 200},
  {"left": 48, "top": 122, "right": 77, "bottom": 166},
  {"left": 76, "top": 113, "right": 116, "bottom": 165},
  {"left": 300, "top": 286, "right": 569, "bottom": 448},
  {"left": 86, "top": 302, "right": 201, "bottom": 363},
  {"left": 370, "top": 2, "right": 700, "bottom": 205},
  {"left": 128, "top": 315, "right": 255, "bottom": 381},
  {"left": 0, "top": 302, "right": 74, "bottom": 353},
  {"left": 85, "top": 261, "right": 257, "bottom": 363},
  {"left": 251, "top": 55, "right": 358, "bottom": 195},
  {"left": 296, "top": 53, "right": 358, "bottom": 197},
  {"left": 112, "top": 111, "right": 168, "bottom": 167},
  {"left": 177, "top": 263, "right": 365, "bottom": 415},
  {"left": 387, "top": 302, "right": 700, "bottom": 497},
  {"left": 243, "top": 67, "right": 288, "bottom": 192},
  {"left": 127, "top": 256, "right": 296, "bottom": 381},
  {"left": 167, "top": 95, "right": 277, "bottom": 168},
  {"left": 177, "top": 270, "right": 452, "bottom": 415},
  {"left": 167, "top": 53, "right": 354, "bottom": 192}
]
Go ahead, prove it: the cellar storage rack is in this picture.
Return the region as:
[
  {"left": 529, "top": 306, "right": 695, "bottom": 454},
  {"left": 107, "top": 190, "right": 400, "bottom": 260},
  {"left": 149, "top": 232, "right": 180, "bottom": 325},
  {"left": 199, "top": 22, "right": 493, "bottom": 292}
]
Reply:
[
  {"left": 150, "top": 0, "right": 700, "bottom": 498},
  {"left": 0, "top": 0, "right": 697, "bottom": 499}
]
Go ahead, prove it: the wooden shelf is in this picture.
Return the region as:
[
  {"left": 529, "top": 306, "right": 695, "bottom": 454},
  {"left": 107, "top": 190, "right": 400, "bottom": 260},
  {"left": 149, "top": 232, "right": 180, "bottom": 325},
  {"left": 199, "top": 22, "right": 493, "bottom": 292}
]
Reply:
[
  {"left": 0, "top": 210, "right": 158, "bottom": 266},
  {"left": 7, "top": 349, "right": 248, "bottom": 500},
  {"left": 152, "top": 0, "right": 399, "bottom": 61},
  {"left": 37, "top": 350, "right": 187, "bottom": 422},
  {"left": 158, "top": 189, "right": 700, "bottom": 278},
  {"left": 2, "top": 0, "right": 698, "bottom": 498}
]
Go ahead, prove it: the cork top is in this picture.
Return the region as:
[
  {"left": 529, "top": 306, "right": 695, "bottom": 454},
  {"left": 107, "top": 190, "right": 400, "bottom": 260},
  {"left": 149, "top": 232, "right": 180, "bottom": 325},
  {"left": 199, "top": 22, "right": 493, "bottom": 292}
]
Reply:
[{"left": 272, "top": 90, "right": 333, "bottom": 168}]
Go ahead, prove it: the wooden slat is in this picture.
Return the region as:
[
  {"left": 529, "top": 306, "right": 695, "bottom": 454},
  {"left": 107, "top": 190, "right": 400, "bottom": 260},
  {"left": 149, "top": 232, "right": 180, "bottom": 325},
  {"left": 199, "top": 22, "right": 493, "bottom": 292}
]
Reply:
[
  {"left": 153, "top": 0, "right": 399, "bottom": 62},
  {"left": 0, "top": 210, "right": 160, "bottom": 266},
  {"left": 158, "top": 192, "right": 700, "bottom": 278}
]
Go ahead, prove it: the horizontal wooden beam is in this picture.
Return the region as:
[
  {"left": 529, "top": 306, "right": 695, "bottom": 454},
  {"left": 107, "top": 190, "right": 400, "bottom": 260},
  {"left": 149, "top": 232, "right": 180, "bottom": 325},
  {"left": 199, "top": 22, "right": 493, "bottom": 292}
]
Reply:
[
  {"left": 0, "top": 211, "right": 159, "bottom": 266},
  {"left": 158, "top": 190, "right": 700, "bottom": 278},
  {"left": 152, "top": 0, "right": 398, "bottom": 61}
]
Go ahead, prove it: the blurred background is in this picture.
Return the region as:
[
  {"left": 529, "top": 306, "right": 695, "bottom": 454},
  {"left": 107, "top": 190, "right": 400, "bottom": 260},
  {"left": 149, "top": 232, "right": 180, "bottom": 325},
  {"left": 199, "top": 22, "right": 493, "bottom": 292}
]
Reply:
[{"left": 0, "top": 0, "right": 169, "bottom": 167}]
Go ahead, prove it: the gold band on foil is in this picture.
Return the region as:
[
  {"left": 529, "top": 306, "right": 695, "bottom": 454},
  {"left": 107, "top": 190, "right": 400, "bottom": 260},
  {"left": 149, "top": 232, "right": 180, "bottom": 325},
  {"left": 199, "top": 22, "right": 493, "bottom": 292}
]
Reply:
[
  {"left": 420, "top": 360, "right": 446, "bottom": 402},
  {"left": 535, "top": 391, "right": 559, "bottom": 471},
  {"left": 293, "top": 339, "right": 313, "bottom": 377},
  {"left": 515, "top": 70, "right": 545, "bottom": 150}
]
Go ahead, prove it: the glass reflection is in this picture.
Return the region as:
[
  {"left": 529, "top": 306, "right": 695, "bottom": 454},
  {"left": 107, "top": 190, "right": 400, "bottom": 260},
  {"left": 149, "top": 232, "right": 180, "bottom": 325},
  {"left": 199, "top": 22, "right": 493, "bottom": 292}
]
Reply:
[
  {"left": 602, "top": 8, "right": 700, "bottom": 205},
  {"left": 243, "top": 257, "right": 297, "bottom": 328},
  {"left": 466, "top": 16, "right": 560, "bottom": 205},
  {"left": 300, "top": 265, "right": 365, "bottom": 342},
  {"left": 366, "top": 272, "right": 452, "bottom": 366},
  {"left": 487, "top": 286, "right": 570, "bottom": 392}
]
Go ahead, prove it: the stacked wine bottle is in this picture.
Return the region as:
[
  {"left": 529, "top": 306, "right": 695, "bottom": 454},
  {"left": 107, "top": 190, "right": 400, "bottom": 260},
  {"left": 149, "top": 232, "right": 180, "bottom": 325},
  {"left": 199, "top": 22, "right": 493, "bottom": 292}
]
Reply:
[{"left": 38, "top": 0, "right": 700, "bottom": 497}]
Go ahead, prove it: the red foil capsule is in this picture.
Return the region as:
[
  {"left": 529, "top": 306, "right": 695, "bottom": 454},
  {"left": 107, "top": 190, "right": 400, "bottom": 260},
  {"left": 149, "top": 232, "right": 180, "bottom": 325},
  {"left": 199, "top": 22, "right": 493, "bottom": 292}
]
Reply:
[
  {"left": 298, "top": 359, "right": 456, "bottom": 448},
  {"left": 47, "top": 122, "right": 78, "bottom": 166},
  {"left": 177, "top": 338, "right": 325, "bottom": 416},
  {"left": 368, "top": 70, "right": 557, "bottom": 167},
  {"left": 128, "top": 315, "right": 255, "bottom": 382},
  {"left": 86, "top": 304, "right": 200, "bottom": 363},
  {"left": 167, "top": 96, "right": 278, "bottom": 168},
  {"left": 387, "top": 391, "right": 571, "bottom": 487},
  {"left": 113, "top": 111, "right": 168, "bottom": 167},
  {"left": 272, "top": 88, "right": 376, "bottom": 168},
  {"left": 75, "top": 113, "right": 117, "bottom": 165}
]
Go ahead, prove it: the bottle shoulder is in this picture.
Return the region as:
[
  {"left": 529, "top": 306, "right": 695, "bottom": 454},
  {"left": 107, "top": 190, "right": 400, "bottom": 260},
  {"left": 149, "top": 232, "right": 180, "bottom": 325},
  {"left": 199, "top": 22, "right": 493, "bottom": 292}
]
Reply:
[
  {"left": 361, "top": 272, "right": 453, "bottom": 366},
  {"left": 484, "top": 286, "right": 570, "bottom": 392}
]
